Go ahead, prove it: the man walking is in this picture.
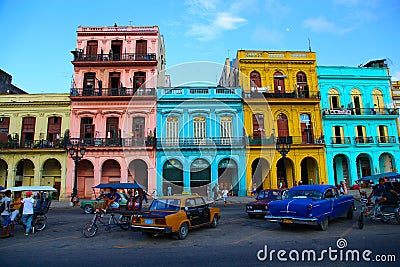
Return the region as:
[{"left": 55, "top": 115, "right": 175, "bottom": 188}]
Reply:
[{"left": 21, "top": 191, "right": 35, "bottom": 236}]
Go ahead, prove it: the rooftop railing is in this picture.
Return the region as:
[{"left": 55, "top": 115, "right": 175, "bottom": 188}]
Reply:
[
  {"left": 69, "top": 138, "right": 155, "bottom": 148},
  {"left": 71, "top": 52, "right": 156, "bottom": 62},
  {"left": 323, "top": 108, "right": 398, "bottom": 116},
  {"left": 243, "top": 90, "right": 320, "bottom": 99},
  {"left": 70, "top": 87, "right": 155, "bottom": 97},
  {"left": 156, "top": 137, "right": 244, "bottom": 147}
]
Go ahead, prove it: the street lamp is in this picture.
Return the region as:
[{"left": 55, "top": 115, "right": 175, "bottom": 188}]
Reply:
[
  {"left": 68, "top": 142, "right": 86, "bottom": 201},
  {"left": 276, "top": 136, "right": 292, "bottom": 188}
]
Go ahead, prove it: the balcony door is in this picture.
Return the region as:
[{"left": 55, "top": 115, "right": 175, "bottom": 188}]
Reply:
[
  {"left": 21, "top": 117, "right": 36, "bottom": 147},
  {"left": 109, "top": 72, "right": 120, "bottom": 96},
  {"left": 106, "top": 117, "right": 119, "bottom": 139},
  {"left": 273, "top": 72, "right": 285, "bottom": 93},
  {"left": 277, "top": 113, "right": 289, "bottom": 137},
  {"left": 136, "top": 40, "right": 147, "bottom": 60},
  {"left": 111, "top": 40, "right": 122, "bottom": 60},
  {"left": 80, "top": 117, "right": 94, "bottom": 142},
  {"left": 47, "top": 116, "right": 62, "bottom": 143}
]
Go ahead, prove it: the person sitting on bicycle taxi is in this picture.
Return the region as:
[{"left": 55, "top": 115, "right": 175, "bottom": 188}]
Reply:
[
  {"left": 10, "top": 191, "right": 22, "bottom": 237},
  {"left": 104, "top": 188, "right": 120, "bottom": 210},
  {"left": 369, "top": 178, "right": 400, "bottom": 211}
]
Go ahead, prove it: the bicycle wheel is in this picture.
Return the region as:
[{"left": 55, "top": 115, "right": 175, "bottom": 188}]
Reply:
[
  {"left": 33, "top": 216, "right": 46, "bottom": 231},
  {"left": 119, "top": 215, "right": 131, "bottom": 230},
  {"left": 82, "top": 223, "right": 98, "bottom": 238},
  {"left": 358, "top": 212, "right": 364, "bottom": 229}
]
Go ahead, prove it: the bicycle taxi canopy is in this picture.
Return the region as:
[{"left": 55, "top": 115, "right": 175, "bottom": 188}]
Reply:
[
  {"left": 0, "top": 185, "right": 57, "bottom": 193},
  {"left": 357, "top": 172, "right": 400, "bottom": 182},
  {"left": 92, "top": 182, "right": 143, "bottom": 190}
]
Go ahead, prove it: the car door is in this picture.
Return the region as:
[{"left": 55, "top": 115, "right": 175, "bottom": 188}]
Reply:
[
  {"left": 322, "top": 189, "right": 334, "bottom": 219},
  {"left": 332, "top": 188, "right": 349, "bottom": 217},
  {"left": 195, "top": 197, "right": 210, "bottom": 224},
  {"left": 185, "top": 198, "right": 201, "bottom": 226}
]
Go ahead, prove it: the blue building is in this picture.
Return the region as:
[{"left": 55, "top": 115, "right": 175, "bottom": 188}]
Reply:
[
  {"left": 156, "top": 86, "right": 246, "bottom": 196},
  {"left": 317, "top": 60, "right": 400, "bottom": 186}
]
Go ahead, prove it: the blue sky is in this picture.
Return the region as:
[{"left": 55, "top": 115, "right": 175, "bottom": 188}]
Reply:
[{"left": 0, "top": 0, "right": 399, "bottom": 93}]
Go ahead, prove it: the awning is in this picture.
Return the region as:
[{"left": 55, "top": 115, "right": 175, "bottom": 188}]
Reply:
[{"left": 357, "top": 172, "right": 400, "bottom": 182}]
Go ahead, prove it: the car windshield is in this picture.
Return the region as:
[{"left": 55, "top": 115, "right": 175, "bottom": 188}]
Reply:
[
  {"left": 256, "top": 190, "right": 281, "bottom": 200},
  {"left": 150, "top": 199, "right": 181, "bottom": 211},
  {"left": 285, "top": 190, "right": 322, "bottom": 200}
]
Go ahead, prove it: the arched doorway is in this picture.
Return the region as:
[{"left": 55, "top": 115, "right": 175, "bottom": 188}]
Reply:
[
  {"left": 101, "top": 159, "right": 121, "bottom": 183},
  {"left": 273, "top": 71, "right": 285, "bottom": 93},
  {"left": 251, "top": 158, "right": 270, "bottom": 193},
  {"left": 190, "top": 158, "right": 211, "bottom": 196},
  {"left": 277, "top": 113, "right": 289, "bottom": 137},
  {"left": 163, "top": 159, "right": 184, "bottom": 196},
  {"left": 300, "top": 157, "right": 319, "bottom": 185},
  {"left": 218, "top": 158, "right": 238, "bottom": 196},
  {"left": 356, "top": 154, "right": 372, "bottom": 181},
  {"left": 379, "top": 153, "right": 395, "bottom": 173},
  {"left": 0, "top": 159, "right": 8, "bottom": 188},
  {"left": 128, "top": 159, "right": 148, "bottom": 189},
  {"left": 333, "top": 154, "right": 350, "bottom": 186},
  {"left": 42, "top": 159, "right": 61, "bottom": 198},
  {"left": 16, "top": 159, "right": 35, "bottom": 186},
  {"left": 276, "top": 158, "right": 294, "bottom": 188},
  {"left": 78, "top": 159, "right": 94, "bottom": 199},
  {"left": 250, "top": 71, "right": 261, "bottom": 89}
]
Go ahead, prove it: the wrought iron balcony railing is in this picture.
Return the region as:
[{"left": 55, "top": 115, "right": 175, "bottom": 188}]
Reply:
[
  {"left": 68, "top": 138, "right": 155, "bottom": 147},
  {"left": 0, "top": 139, "right": 64, "bottom": 149},
  {"left": 376, "top": 136, "right": 397, "bottom": 144},
  {"left": 156, "top": 137, "right": 244, "bottom": 147},
  {"left": 247, "top": 135, "right": 325, "bottom": 145},
  {"left": 330, "top": 136, "right": 352, "bottom": 145},
  {"left": 323, "top": 108, "right": 398, "bottom": 116},
  {"left": 70, "top": 87, "right": 155, "bottom": 97},
  {"left": 71, "top": 52, "right": 157, "bottom": 62},
  {"left": 243, "top": 90, "right": 320, "bottom": 99},
  {"left": 354, "top": 136, "right": 374, "bottom": 144}
]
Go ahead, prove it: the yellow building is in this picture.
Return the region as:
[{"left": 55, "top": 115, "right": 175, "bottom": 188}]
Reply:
[
  {"left": 220, "top": 50, "right": 327, "bottom": 194},
  {"left": 392, "top": 80, "right": 400, "bottom": 134},
  {"left": 0, "top": 94, "right": 70, "bottom": 199}
]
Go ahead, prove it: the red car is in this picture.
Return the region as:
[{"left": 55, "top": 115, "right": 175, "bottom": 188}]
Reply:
[{"left": 246, "top": 189, "right": 287, "bottom": 218}]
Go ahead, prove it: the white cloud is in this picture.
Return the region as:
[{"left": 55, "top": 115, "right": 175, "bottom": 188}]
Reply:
[
  {"left": 392, "top": 71, "right": 400, "bottom": 81},
  {"left": 303, "top": 16, "right": 355, "bottom": 34},
  {"left": 184, "top": 0, "right": 247, "bottom": 41},
  {"left": 251, "top": 27, "right": 284, "bottom": 44}
]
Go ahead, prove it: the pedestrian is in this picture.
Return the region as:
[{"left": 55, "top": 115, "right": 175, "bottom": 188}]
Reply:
[
  {"left": 222, "top": 188, "right": 229, "bottom": 207},
  {"left": 167, "top": 186, "right": 172, "bottom": 196},
  {"left": 21, "top": 191, "right": 35, "bottom": 236},
  {"left": 10, "top": 191, "right": 22, "bottom": 237},
  {"left": 339, "top": 180, "right": 348, "bottom": 195},
  {"left": 1, "top": 190, "right": 12, "bottom": 238},
  {"left": 152, "top": 188, "right": 157, "bottom": 200}
]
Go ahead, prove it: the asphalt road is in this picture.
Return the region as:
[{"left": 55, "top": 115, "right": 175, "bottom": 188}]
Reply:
[{"left": 0, "top": 202, "right": 399, "bottom": 267}]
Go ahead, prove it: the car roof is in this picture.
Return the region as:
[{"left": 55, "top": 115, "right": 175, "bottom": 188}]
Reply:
[
  {"left": 156, "top": 195, "right": 204, "bottom": 201},
  {"left": 290, "top": 185, "right": 334, "bottom": 192}
]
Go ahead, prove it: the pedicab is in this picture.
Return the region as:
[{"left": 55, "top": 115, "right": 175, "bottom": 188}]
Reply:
[
  {"left": 82, "top": 182, "right": 145, "bottom": 238},
  {"left": 356, "top": 172, "right": 400, "bottom": 229},
  {"left": 1, "top": 186, "right": 57, "bottom": 232}
]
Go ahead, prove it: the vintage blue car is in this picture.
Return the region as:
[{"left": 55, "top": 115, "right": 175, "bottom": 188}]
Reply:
[{"left": 264, "top": 185, "right": 355, "bottom": 230}]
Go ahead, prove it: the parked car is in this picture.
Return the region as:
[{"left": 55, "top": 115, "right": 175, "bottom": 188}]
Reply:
[
  {"left": 264, "top": 185, "right": 355, "bottom": 231},
  {"left": 80, "top": 192, "right": 129, "bottom": 214},
  {"left": 246, "top": 189, "right": 287, "bottom": 218},
  {"left": 131, "top": 194, "right": 220, "bottom": 239}
]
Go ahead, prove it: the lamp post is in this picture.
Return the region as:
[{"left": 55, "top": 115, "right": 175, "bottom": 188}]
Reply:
[
  {"left": 68, "top": 142, "right": 86, "bottom": 202},
  {"left": 276, "top": 136, "right": 292, "bottom": 188}
]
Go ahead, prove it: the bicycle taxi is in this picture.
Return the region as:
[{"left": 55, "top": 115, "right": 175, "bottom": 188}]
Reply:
[
  {"left": 1, "top": 185, "right": 57, "bottom": 232},
  {"left": 356, "top": 172, "right": 400, "bottom": 229},
  {"left": 82, "top": 182, "right": 145, "bottom": 238}
]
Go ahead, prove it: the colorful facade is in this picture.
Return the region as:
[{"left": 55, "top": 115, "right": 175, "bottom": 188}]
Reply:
[
  {"left": 220, "top": 50, "right": 327, "bottom": 194},
  {"left": 0, "top": 94, "right": 70, "bottom": 199},
  {"left": 68, "top": 25, "right": 166, "bottom": 199},
  {"left": 155, "top": 86, "right": 247, "bottom": 196},
  {"left": 392, "top": 80, "right": 400, "bottom": 134},
  {"left": 317, "top": 62, "right": 400, "bottom": 186}
]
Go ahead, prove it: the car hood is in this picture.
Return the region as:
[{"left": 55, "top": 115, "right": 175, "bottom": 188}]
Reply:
[
  {"left": 247, "top": 199, "right": 274, "bottom": 205},
  {"left": 268, "top": 198, "right": 315, "bottom": 217}
]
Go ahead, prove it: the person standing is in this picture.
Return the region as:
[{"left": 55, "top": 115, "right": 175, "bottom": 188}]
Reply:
[
  {"left": 167, "top": 186, "right": 172, "bottom": 196},
  {"left": 21, "top": 191, "right": 35, "bottom": 236},
  {"left": 1, "top": 190, "right": 12, "bottom": 238},
  {"left": 152, "top": 188, "right": 158, "bottom": 200},
  {"left": 222, "top": 188, "right": 229, "bottom": 207},
  {"left": 10, "top": 191, "right": 22, "bottom": 237}
]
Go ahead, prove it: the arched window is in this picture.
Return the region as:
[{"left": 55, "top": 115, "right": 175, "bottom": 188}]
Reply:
[
  {"left": 277, "top": 113, "right": 289, "bottom": 136},
  {"left": 250, "top": 71, "right": 261, "bottom": 90},
  {"left": 372, "top": 89, "right": 384, "bottom": 113},
  {"left": 300, "top": 114, "right": 313, "bottom": 144},
  {"left": 273, "top": 71, "right": 285, "bottom": 93},
  {"left": 328, "top": 88, "right": 341, "bottom": 109},
  {"left": 351, "top": 88, "right": 362, "bottom": 115},
  {"left": 296, "top": 71, "right": 309, "bottom": 98},
  {"left": 252, "top": 113, "right": 264, "bottom": 138},
  {"left": 166, "top": 116, "right": 179, "bottom": 145}
]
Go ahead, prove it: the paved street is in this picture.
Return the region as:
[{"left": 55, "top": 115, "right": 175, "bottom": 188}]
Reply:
[{"left": 0, "top": 200, "right": 399, "bottom": 267}]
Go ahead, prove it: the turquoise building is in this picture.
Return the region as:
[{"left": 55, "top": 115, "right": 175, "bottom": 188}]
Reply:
[
  {"left": 317, "top": 60, "right": 400, "bottom": 186},
  {"left": 156, "top": 86, "right": 246, "bottom": 196}
]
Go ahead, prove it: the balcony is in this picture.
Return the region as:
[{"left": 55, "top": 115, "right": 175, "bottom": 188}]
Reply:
[
  {"left": 156, "top": 137, "right": 244, "bottom": 148},
  {"left": 70, "top": 87, "right": 155, "bottom": 97},
  {"left": 71, "top": 52, "right": 156, "bottom": 62},
  {"left": 354, "top": 136, "right": 374, "bottom": 145},
  {"left": 69, "top": 138, "right": 155, "bottom": 148},
  {"left": 323, "top": 108, "right": 398, "bottom": 116},
  {"left": 377, "top": 136, "right": 397, "bottom": 144},
  {"left": 243, "top": 90, "right": 320, "bottom": 99},
  {"left": 330, "top": 136, "right": 352, "bottom": 145},
  {"left": 0, "top": 139, "right": 65, "bottom": 149}
]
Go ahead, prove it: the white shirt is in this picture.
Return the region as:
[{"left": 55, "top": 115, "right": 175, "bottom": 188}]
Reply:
[
  {"left": 21, "top": 197, "right": 35, "bottom": 215},
  {"left": 222, "top": 190, "right": 229, "bottom": 198},
  {"left": 1, "top": 196, "right": 11, "bottom": 215}
]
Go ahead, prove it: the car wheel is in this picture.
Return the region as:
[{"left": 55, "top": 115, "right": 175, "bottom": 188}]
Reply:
[
  {"left": 318, "top": 217, "right": 329, "bottom": 231},
  {"left": 82, "top": 223, "right": 98, "bottom": 238},
  {"left": 358, "top": 213, "right": 364, "bottom": 229},
  {"left": 279, "top": 223, "right": 289, "bottom": 228},
  {"left": 173, "top": 223, "right": 189, "bottom": 240},
  {"left": 248, "top": 213, "right": 256, "bottom": 219},
  {"left": 380, "top": 216, "right": 390, "bottom": 223},
  {"left": 119, "top": 215, "right": 131, "bottom": 230},
  {"left": 346, "top": 204, "right": 354, "bottom": 219},
  {"left": 210, "top": 215, "right": 218, "bottom": 228},
  {"left": 84, "top": 205, "right": 94, "bottom": 214}
]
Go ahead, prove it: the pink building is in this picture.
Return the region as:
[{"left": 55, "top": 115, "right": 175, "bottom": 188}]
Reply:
[{"left": 68, "top": 25, "right": 166, "bottom": 199}]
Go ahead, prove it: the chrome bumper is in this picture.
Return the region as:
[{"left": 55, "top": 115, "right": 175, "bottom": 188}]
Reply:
[
  {"left": 131, "top": 225, "right": 172, "bottom": 233},
  {"left": 264, "top": 215, "right": 318, "bottom": 226}
]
